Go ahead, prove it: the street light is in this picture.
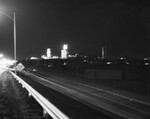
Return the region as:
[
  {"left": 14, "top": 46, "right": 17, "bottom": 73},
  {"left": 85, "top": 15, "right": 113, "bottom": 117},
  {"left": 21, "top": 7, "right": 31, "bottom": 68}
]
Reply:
[{"left": 0, "top": 10, "right": 17, "bottom": 74}]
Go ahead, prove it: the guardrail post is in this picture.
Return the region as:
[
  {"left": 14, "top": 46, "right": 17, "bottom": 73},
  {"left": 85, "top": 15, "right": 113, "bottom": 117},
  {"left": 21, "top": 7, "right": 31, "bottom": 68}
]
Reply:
[
  {"left": 28, "top": 92, "right": 31, "bottom": 97},
  {"left": 43, "top": 109, "right": 48, "bottom": 117},
  {"left": 22, "top": 85, "right": 25, "bottom": 88}
]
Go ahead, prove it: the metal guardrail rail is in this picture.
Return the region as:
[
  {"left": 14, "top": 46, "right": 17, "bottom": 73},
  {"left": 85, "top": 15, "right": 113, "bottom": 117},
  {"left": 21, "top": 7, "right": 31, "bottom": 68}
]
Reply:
[{"left": 10, "top": 71, "right": 70, "bottom": 119}]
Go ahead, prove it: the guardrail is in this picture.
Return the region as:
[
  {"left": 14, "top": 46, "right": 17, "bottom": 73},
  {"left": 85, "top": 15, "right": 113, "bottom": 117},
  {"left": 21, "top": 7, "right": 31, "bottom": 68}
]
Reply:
[{"left": 10, "top": 71, "right": 70, "bottom": 119}]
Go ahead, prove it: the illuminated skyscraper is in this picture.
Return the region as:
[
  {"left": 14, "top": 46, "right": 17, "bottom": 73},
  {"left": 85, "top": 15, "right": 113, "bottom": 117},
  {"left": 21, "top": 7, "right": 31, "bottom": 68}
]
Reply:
[
  {"left": 47, "top": 48, "right": 51, "bottom": 59},
  {"left": 61, "top": 44, "right": 68, "bottom": 59}
]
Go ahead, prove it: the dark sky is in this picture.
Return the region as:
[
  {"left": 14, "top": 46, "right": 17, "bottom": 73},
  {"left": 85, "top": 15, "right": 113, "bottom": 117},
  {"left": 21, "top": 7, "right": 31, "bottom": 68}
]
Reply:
[{"left": 0, "top": 0, "right": 150, "bottom": 59}]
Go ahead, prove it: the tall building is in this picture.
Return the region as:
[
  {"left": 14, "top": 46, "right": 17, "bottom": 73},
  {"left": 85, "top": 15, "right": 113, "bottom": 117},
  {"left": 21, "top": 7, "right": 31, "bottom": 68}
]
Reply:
[
  {"left": 102, "top": 47, "right": 105, "bottom": 59},
  {"left": 47, "top": 48, "right": 51, "bottom": 59},
  {"left": 61, "top": 44, "right": 68, "bottom": 59},
  {"left": 41, "top": 48, "right": 52, "bottom": 59}
]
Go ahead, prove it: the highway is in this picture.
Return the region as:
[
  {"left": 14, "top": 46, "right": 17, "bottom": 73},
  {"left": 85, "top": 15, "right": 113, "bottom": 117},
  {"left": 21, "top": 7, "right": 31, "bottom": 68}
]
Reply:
[
  {"left": 19, "top": 71, "right": 113, "bottom": 119},
  {"left": 20, "top": 70, "right": 150, "bottom": 119}
]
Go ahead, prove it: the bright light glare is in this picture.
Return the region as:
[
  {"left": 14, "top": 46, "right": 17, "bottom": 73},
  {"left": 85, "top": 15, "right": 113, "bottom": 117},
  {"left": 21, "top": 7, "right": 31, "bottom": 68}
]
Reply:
[
  {"left": 0, "top": 53, "right": 3, "bottom": 58},
  {"left": 63, "top": 44, "right": 68, "bottom": 50},
  {"left": 1, "top": 58, "right": 16, "bottom": 66},
  {"left": 0, "top": 58, "right": 16, "bottom": 74}
]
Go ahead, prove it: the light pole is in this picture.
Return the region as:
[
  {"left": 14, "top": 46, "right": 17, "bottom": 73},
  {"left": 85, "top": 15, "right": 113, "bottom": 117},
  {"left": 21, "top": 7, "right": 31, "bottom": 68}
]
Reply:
[{"left": 0, "top": 10, "right": 17, "bottom": 74}]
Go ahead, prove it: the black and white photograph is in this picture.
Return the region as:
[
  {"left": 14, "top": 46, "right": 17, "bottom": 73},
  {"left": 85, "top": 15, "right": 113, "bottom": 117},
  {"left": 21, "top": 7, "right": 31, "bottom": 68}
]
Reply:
[{"left": 0, "top": 0, "right": 150, "bottom": 118}]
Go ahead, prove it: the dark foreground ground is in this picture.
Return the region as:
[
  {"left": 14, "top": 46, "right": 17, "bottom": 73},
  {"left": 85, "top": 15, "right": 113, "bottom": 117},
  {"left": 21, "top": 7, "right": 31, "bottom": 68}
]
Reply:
[{"left": 0, "top": 71, "right": 51, "bottom": 119}]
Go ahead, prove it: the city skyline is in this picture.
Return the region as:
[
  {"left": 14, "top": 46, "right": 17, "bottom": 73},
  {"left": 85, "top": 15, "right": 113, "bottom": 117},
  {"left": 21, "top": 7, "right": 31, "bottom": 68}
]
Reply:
[{"left": 0, "top": 0, "right": 150, "bottom": 59}]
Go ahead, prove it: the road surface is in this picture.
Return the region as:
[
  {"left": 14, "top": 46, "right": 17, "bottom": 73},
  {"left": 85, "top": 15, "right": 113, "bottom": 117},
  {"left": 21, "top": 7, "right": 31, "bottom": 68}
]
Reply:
[{"left": 19, "top": 70, "right": 150, "bottom": 119}]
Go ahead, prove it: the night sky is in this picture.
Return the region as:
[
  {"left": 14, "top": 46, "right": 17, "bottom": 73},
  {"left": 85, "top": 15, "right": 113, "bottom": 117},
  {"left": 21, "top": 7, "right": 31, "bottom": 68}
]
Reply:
[{"left": 0, "top": 0, "right": 150, "bottom": 59}]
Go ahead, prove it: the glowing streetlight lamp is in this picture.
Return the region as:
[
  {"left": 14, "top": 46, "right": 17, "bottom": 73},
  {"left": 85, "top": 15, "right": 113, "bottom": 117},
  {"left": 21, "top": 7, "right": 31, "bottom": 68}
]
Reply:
[{"left": 0, "top": 10, "right": 17, "bottom": 74}]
